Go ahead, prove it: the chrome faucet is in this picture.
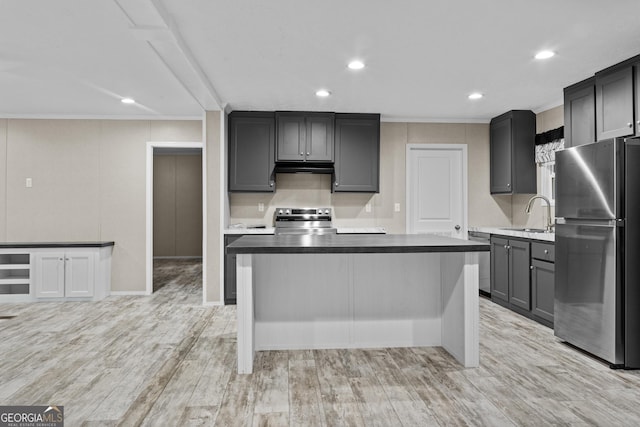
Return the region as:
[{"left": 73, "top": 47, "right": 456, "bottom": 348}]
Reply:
[{"left": 525, "top": 195, "right": 554, "bottom": 233}]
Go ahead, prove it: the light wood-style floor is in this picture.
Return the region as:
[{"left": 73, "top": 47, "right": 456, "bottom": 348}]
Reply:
[{"left": 2, "top": 260, "right": 640, "bottom": 426}]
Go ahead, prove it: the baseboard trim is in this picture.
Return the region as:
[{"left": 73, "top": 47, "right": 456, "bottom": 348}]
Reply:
[{"left": 110, "top": 291, "right": 150, "bottom": 296}]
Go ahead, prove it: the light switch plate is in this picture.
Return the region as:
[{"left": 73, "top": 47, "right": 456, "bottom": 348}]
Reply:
[
  {"left": 258, "top": 203, "right": 264, "bottom": 212},
  {"left": 25, "top": 178, "right": 32, "bottom": 188},
  {"left": 365, "top": 203, "right": 371, "bottom": 213},
  {"left": 394, "top": 203, "right": 401, "bottom": 212}
]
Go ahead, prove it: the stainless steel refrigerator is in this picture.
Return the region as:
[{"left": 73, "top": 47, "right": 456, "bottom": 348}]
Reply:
[{"left": 555, "top": 137, "right": 640, "bottom": 368}]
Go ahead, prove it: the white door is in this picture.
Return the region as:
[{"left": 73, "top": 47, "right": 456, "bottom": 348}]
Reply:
[
  {"left": 65, "top": 252, "right": 95, "bottom": 298},
  {"left": 34, "top": 253, "right": 65, "bottom": 298},
  {"left": 407, "top": 144, "right": 467, "bottom": 238}
]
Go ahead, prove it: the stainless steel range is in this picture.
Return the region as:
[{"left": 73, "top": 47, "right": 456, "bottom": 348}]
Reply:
[{"left": 274, "top": 207, "right": 336, "bottom": 235}]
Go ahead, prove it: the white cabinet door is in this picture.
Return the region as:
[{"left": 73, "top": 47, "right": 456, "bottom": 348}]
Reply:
[
  {"left": 65, "top": 252, "right": 95, "bottom": 298},
  {"left": 34, "top": 253, "right": 65, "bottom": 298}
]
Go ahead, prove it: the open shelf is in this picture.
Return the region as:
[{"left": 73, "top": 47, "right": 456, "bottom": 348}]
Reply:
[{"left": 0, "top": 253, "right": 30, "bottom": 295}]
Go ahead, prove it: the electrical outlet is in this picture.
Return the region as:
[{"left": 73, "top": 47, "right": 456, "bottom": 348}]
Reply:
[
  {"left": 258, "top": 203, "right": 264, "bottom": 212},
  {"left": 25, "top": 178, "right": 32, "bottom": 188},
  {"left": 365, "top": 203, "right": 372, "bottom": 213},
  {"left": 394, "top": 203, "right": 401, "bottom": 212}
]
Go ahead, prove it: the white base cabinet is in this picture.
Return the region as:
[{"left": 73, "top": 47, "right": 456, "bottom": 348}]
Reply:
[
  {"left": 0, "top": 243, "right": 113, "bottom": 302},
  {"left": 34, "top": 251, "right": 95, "bottom": 298}
]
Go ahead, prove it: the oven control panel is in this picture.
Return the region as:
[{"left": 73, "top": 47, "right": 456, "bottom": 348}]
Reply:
[{"left": 275, "top": 207, "right": 331, "bottom": 217}]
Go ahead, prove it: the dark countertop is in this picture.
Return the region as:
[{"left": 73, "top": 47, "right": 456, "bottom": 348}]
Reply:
[
  {"left": 226, "top": 234, "right": 489, "bottom": 255},
  {"left": 0, "top": 241, "right": 115, "bottom": 249}
]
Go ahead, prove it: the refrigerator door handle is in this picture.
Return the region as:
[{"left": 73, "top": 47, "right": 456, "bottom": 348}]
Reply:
[{"left": 557, "top": 218, "right": 618, "bottom": 227}]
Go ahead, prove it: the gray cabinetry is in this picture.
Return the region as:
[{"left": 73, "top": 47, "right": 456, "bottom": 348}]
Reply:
[
  {"left": 596, "top": 65, "right": 635, "bottom": 140},
  {"left": 276, "top": 112, "right": 334, "bottom": 162},
  {"left": 531, "top": 241, "right": 555, "bottom": 326},
  {"left": 228, "top": 112, "right": 275, "bottom": 192},
  {"left": 224, "top": 235, "right": 242, "bottom": 304},
  {"left": 491, "top": 235, "right": 555, "bottom": 328},
  {"left": 490, "top": 236, "right": 531, "bottom": 313},
  {"left": 333, "top": 113, "right": 380, "bottom": 193},
  {"left": 564, "top": 77, "right": 596, "bottom": 148},
  {"left": 489, "top": 110, "right": 536, "bottom": 194},
  {"left": 490, "top": 236, "right": 509, "bottom": 303},
  {"left": 508, "top": 239, "right": 531, "bottom": 311}
]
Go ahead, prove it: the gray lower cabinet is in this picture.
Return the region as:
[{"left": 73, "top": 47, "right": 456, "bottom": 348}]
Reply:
[
  {"left": 490, "top": 236, "right": 509, "bottom": 303},
  {"left": 490, "top": 236, "right": 530, "bottom": 311},
  {"left": 224, "top": 235, "right": 242, "bottom": 304},
  {"left": 333, "top": 113, "right": 380, "bottom": 193},
  {"left": 491, "top": 235, "right": 554, "bottom": 328},
  {"left": 531, "top": 259, "right": 555, "bottom": 325},
  {"left": 228, "top": 112, "right": 275, "bottom": 192},
  {"left": 531, "top": 241, "right": 555, "bottom": 327},
  {"left": 508, "top": 239, "right": 531, "bottom": 311}
]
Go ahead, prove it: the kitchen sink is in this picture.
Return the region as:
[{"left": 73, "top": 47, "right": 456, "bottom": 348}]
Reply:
[{"left": 500, "top": 227, "right": 549, "bottom": 233}]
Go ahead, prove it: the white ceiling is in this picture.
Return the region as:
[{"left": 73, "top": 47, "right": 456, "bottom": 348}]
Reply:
[{"left": 2, "top": 0, "right": 640, "bottom": 122}]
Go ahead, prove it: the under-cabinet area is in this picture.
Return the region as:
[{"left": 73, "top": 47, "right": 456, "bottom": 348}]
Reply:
[
  {"left": 0, "top": 242, "right": 114, "bottom": 302},
  {"left": 490, "top": 234, "right": 555, "bottom": 328}
]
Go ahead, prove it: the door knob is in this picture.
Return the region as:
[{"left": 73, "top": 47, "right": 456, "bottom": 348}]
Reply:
[{"left": 455, "top": 225, "right": 461, "bottom": 231}]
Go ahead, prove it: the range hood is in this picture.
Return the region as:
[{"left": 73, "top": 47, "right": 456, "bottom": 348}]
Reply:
[{"left": 274, "top": 162, "right": 334, "bottom": 174}]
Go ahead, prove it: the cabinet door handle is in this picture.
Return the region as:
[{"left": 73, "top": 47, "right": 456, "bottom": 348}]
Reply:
[
  {"left": 300, "top": 152, "right": 304, "bottom": 156},
  {"left": 628, "top": 123, "right": 633, "bottom": 128},
  {"left": 269, "top": 181, "right": 274, "bottom": 187},
  {"left": 530, "top": 265, "right": 534, "bottom": 270},
  {"left": 455, "top": 225, "right": 461, "bottom": 231},
  {"left": 544, "top": 249, "right": 549, "bottom": 254},
  {"left": 335, "top": 182, "right": 339, "bottom": 187},
  {"left": 507, "top": 183, "right": 511, "bottom": 188}
]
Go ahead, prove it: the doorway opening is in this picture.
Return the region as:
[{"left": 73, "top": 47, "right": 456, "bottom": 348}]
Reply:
[{"left": 146, "top": 142, "right": 204, "bottom": 298}]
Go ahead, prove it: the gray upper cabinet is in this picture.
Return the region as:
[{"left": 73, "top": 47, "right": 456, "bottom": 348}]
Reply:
[
  {"left": 564, "top": 77, "right": 596, "bottom": 148},
  {"left": 490, "top": 110, "right": 536, "bottom": 194},
  {"left": 228, "top": 111, "right": 275, "bottom": 192},
  {"left": 333, "top": 113, "right": 380, "bottom": 193},
  {"left": 596, "top": 65, "right": 635, "bottom": 140},
  {"left": 276, "top": 112, "right": 334, "bottom": 162}
]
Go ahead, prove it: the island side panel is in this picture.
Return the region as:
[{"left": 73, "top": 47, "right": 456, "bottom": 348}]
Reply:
[
  {"left": 352, "top": 253, "right": 442, "bottom": 347},
  {"left": 253, "top": 254, "right": 352, "bottom": 350},
  {"left": 251, "top": 252, "right": 443, "bottom": 350},
  {"left": 440, "top": 252, "right": 480, "bottom": 368},
  {"left": 236, "top": 253, "right": 255, "bottom": 374}
]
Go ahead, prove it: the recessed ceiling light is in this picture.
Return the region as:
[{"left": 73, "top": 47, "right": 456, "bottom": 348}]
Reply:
[
  {"left": 315, "top": 89, "right": 331, "bottom": 97},
  {"left": 348, "top": 60, "right": 365, "bottom": 70},
  {"left": 468, "top": 93, "right": 483, "bottom": 100},
  {"left": 121, "top": 98, "right": 135, "bottom": 104},
  {"left": 535, "top": 50, "right": 555, "bottom": 60}
]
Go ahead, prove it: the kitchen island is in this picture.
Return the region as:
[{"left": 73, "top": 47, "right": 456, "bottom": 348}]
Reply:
[{"left": 226, "top": 234, "right": 489, "bottom": 374}]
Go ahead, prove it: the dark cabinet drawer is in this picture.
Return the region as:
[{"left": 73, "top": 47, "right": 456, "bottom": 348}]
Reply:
[{"left": 531, "top": 241, "right": 554, "bottom": 262}]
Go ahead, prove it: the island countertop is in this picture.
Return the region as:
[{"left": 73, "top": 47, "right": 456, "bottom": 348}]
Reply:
[{"left": 226, "top": 233, "right": 489, "bottom": 255}]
